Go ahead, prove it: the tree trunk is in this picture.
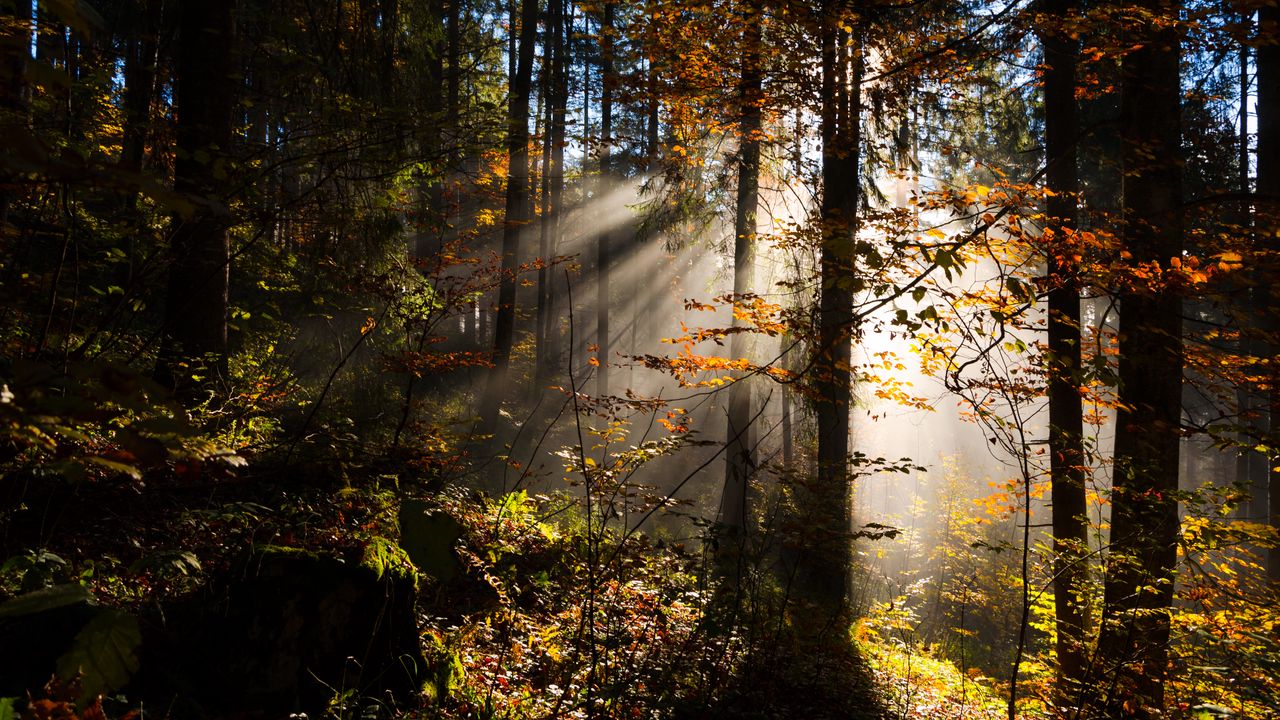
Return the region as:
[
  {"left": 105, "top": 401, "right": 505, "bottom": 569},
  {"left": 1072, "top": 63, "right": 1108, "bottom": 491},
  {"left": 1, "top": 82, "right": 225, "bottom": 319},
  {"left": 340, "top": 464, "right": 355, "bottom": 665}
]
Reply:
[
  {"left": 415, "top": 0, "right": 445, "bottom": 263},
  {"left": 1233, "top": 11, "right": 1271, "bottom": 529},
  {"left": 1097, "top": 1, "right": 1183, "bottom": 714},
  {"left": 537, "top": 0, "right": 567, "bottom": 381},
  {"left": 805, "top": 3, "right": 862, "bottom": 617},
  {"left": 1259, "top": 4, "right": 1280, "bottom": 581},
  {"left": 719, "top": 0, "right": 762, "bottom": 584},
  {"left": 156, "top": 0, "right": 238, "bottom": 394},
  {"left": 595, "top": 0, "right": 616, "bottom": 398},
  {"left": 0, "top": 0, "right": 29, "bottom": 228},
  {"left": 478, "top": 0, "right": 538, "bottom": 429},
  {"left": 1037, "top": 0, "right": 1091, "bottom": 703},
  {"left": 120, "top": 0, "right": 162, "bottom": 175}
]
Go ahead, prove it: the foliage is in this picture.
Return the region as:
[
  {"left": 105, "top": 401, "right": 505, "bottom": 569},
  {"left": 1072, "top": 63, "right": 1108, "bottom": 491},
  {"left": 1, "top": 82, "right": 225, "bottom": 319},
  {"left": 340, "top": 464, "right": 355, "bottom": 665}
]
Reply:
[
  {"left": 1, "top": 0, "right": 1278, "bottom": 716},
  {"left": 857, "top": 611, "right": 1008, "bottom": 720}
]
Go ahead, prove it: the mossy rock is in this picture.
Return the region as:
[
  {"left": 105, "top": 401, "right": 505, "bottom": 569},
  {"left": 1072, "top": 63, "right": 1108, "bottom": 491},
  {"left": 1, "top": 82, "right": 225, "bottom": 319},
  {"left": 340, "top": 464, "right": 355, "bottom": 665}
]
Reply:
[
  {"left": 398, "top": 499, "right": 461, "bottom": 583},
  {"left": 137, "top": 545, "right": 425, "bottom": 717},
  {"left": 0, "top": 585, "right": 104, "bottom": 700},
  {"left": 421, "top": 631, "right": 465, "bottom": 704},
  {"left": 362, "top": 536, "right": 420, "bottom": 587}
]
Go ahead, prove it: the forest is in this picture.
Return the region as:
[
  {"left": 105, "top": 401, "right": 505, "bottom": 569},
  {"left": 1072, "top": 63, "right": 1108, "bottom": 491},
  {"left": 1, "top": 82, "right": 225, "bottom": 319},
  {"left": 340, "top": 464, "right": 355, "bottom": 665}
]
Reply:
[{"left": 0, "top": 0, "right": 1277, "bottom": 717}]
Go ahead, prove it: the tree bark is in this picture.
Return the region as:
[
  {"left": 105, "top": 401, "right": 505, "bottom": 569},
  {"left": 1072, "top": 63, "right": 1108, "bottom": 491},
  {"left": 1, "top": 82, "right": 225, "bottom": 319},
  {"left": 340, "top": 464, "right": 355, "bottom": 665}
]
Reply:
[
  {"left": 120, "top": 0, "right": 162, "bottom": 176},
  {"left": 537, "top": 0, "right": 568, "bottom": 381},
  {"left": 0, "top": 0, "right": 29, "bottom": 228},
  {"left": 805, "top": 2, "right": 861, "bottom": 617},
  {"left": 595, "top": 0, "right": 616, "bottom": 398},
  {"left": 1232, "top": 10, "right": 1271, "bottom": 530},
  {"left": 1037, "top": 0, "right": 1091, "bottom": 703},
  {"left": 478, "top": 0, "right": 538, "bottom": 429},
  {"left": 1097, "top": 1, "right": 1183, "bottom": 713},
  {"left": 1258, "top": 4, "right": 1280, "bottom": 581},
  {"left": 156, "top": 0, "right": 238, "bottom": 394},
  {"left": 719, "top": 0, "right": 762, "bottom": 583}
]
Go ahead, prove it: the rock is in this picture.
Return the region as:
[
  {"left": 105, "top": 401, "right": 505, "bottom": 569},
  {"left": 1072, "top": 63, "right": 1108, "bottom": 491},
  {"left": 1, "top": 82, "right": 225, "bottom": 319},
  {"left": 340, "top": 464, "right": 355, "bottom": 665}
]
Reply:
[
  {"left": 0, "top": 584, "right": 101, "bottom": 698},
  {"left": 398, "top": 500, "right": 461, "bottom": 583},
  {"left": 139, "top": 545, "right": 425, "bottom": 717}
]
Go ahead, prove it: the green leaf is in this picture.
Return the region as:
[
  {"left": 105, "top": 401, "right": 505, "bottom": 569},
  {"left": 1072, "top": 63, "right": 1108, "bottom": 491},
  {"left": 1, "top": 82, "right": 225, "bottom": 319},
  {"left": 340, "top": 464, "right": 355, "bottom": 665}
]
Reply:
[
  {"left": 0, "top": 696, "right": 17, "bottom": 720},
  {"left": 83, "top": 456, "right": 142, "bottom": 480},
  {"left": 56, "top": 610, "right": 141, "bottom": 706},
  {"left": 0, "top": 583, "right": 91, "bottom": 619}
]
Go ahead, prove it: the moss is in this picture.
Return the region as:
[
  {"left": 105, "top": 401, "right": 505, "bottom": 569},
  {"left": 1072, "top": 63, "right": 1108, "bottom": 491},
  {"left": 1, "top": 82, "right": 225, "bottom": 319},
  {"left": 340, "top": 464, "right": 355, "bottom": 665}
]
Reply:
[
  {"left": 360, "top": 537, "right": 419, "bottom": 588},
  {"left": 253, "top": 544, "right": 323, "bottom": 561},
  {"left": 421, "top": 631, "right": 464, "bottom": 704}
]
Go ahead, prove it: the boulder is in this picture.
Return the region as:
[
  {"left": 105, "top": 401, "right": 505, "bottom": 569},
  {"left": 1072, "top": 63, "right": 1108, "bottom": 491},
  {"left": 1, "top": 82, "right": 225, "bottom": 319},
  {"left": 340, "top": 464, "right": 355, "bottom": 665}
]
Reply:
[{"left": 140, "top": 546, "right": 425, "bottom": 717}]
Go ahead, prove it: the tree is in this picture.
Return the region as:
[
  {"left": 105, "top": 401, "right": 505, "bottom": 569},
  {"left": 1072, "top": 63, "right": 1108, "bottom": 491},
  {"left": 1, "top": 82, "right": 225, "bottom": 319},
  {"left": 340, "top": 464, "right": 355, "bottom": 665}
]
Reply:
[
  {"left": 479, "top": 0, "right": 538, "bottom": 429},
  {"left": 1259, "top": 2, "right": 1280, "bottom": 581},
  {"left": 536, "top": 0, "right": 569, "bottom": 381},
  {"left": 120, "top": 0, "right": 163, "bottom": 178},
  {"left": 1037, "top": 0, "right": 1091, "bottom": 701},
  {"left": 1096, "top": 0, "right": 1185, "bottom": 713},
  {"left": 156, "top": 0, "right": 238, "bottom": 393},
  {"left": 719, "top": 0, "right": 763, "bottom": 585},
  {"left": 596, "top": 0, "right": 617, "bottom": 398},
  {"left": 805, "top": 0, "right": 863, "bottom": 615},
  {"left": 0, "top": 0, "right": 29, "bottom": 227}
]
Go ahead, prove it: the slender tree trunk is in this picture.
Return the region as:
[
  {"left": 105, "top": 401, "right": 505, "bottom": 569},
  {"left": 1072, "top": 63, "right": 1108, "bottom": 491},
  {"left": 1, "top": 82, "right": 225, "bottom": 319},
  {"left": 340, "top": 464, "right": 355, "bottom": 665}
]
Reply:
[
  {"left": 447, "top": 0, "right": 460, "bottom": 116},
  {"left": 535, "top": 8, "right": 555, "bottom": 376},
  {"left": 596, "top": 0, "right": 615, "bottom": 398},
  {"left": 380, "top": 0, "right": 399, "bottom": 102},
  {"left": 626, "top": 33, "right": 661, "bottom": 370},
  {"left": 781, "top": 384, "right": 793, "bottom": 470},
  {"left": 157, "top": 0, "right": 238, "bottom": 393},
  {"left": 1233, "top": 11, "right": 1270, "bottom": 526},
  {"left": 806, "top": 2, "right": 862, "bottom": 616},
  {"left": 0, "top": 0, "right": 29, "bottom": 228},
  {"left": 1038, "top": 0, "right": 1091, "bottom": 702},
  {"left": 538, "top": 0, "right": 568, "bottom": 381},
  {"left": 1097, "top": 1, "right": 1183, "bottom": 713},
  {"left": 479, "top": 0, "right": 538, "bottom": 428},
  {"left": 720, "top": 0, "right": 762, "bottom": 581},
  {"left": 118, "top": 0, "right": 162, "bottom": 286},
  {"left": 1259, "top": 4, "right": 1280, "bottom": 581},
  {"left": 581, "top": 12, "right": 592, "bottom": 183},
  {"left": 416, "top": 0, "right": 445, "bottom": 263},
  {"left": 121, "top": 0, "right": 161, "bottom": 175}
]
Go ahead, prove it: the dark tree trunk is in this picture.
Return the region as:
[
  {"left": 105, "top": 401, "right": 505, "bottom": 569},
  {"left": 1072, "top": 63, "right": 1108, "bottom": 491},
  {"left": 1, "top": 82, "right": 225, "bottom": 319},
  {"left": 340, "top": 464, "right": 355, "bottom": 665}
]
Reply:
[
  {"left": 1233, "top": 11, "right": 1270, "bottom": 529},
  {"left": 720, "top": 0, "right": 762, "bottom": 583},
  {"left": 1259, "top": 4, "right": 1280, "bottom": 581},
  {"left": 479, "top": 0, "right": 538, "bottom": 428},
  {"left": 157, "top": 0, "right": 238, "bottom": 394},
  {"left": 595, "top": 0, "right": 615, "bottom": 398},
  {"left": 414, "top": 0, "right": 445, "bottom": 263},
  {"left": 537, "top": 0, "right": 568, "bottom": 381},
  {"left": 120, "top": 0, "right": 162, "bottom": 175},
  {"left": 0, "top": 0, "right": 29, "bottom": 228},
  {"left": 1037, "top": 0, "right": 1091, "bottom": 702},
  {"left": 805, "top": 3, "right": 862, "bottom": 617},
  {"left": 1097, "top": 1, "right": 1184, "bottom": 714}
]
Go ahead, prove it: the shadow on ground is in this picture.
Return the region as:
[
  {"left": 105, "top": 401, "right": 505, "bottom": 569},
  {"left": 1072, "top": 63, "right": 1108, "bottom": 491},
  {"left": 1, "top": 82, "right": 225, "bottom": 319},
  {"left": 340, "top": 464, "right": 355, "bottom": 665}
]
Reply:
[{"left": 676, "top": 630, "right": 887, "bottom": 720}]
